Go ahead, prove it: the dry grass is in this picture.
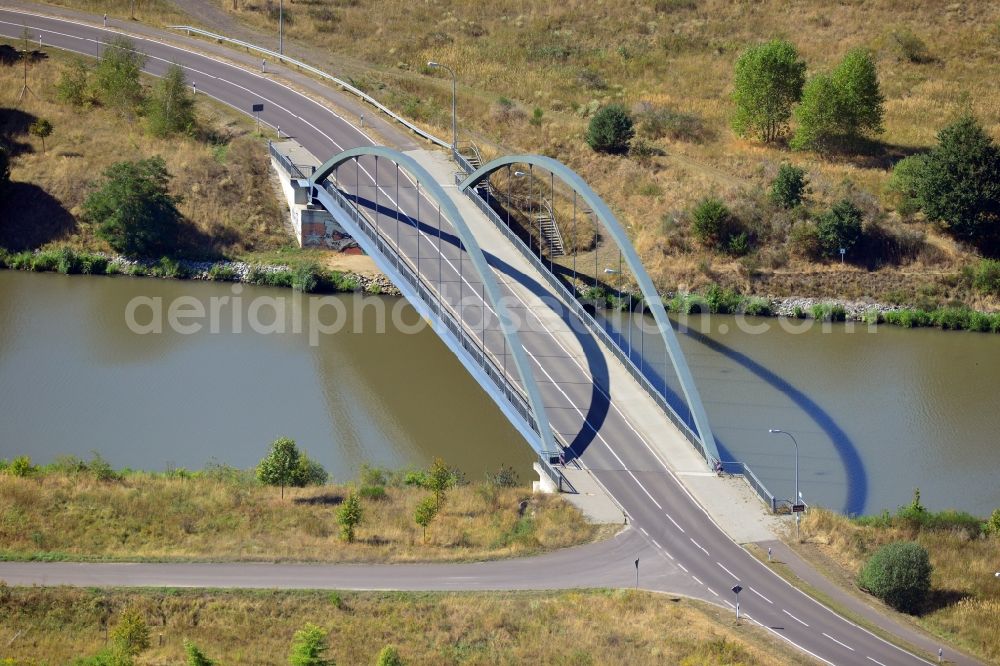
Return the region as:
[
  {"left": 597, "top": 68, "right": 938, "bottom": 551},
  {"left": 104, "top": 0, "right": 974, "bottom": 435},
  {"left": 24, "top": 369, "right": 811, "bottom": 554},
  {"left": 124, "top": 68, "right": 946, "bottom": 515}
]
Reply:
[
  {"left": 0, "top": 585, "right": 813, "bottom": 665},
  {"left": 0, "top": 469, "right": 613, "bottom": 563},
  {"left": 196, "top": 0, "right": 1000, "bottom": 301},
  {"left": 797, "top": 507, "right": 1000, "bottom": 663},
  {"left": 0, "top": 39, "right": 288, "bottom": 257}
]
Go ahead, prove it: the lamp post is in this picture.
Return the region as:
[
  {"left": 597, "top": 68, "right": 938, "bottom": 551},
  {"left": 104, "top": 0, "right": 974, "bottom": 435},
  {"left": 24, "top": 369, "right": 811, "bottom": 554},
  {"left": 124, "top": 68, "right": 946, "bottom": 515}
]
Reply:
[
  {"left": 278, "top": 0, "right": 283, "bottom": 55},
  {"left": 427, "top": 61, "right": 457, "bottom": 152},
  {"left": 769, "top": 428, "right": 801, "bottom": 538}
]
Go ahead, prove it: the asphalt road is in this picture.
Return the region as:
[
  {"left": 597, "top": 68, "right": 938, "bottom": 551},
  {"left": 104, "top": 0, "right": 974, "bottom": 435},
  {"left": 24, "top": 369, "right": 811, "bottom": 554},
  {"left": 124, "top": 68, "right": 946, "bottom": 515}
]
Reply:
[{"left": 0, "top": 9, "right": 968, "bottom": 665}]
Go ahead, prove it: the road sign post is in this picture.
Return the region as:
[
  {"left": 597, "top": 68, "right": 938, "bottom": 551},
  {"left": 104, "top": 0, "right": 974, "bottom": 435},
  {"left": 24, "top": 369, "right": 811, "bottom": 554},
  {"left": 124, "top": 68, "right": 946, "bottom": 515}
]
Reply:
[
  {"left": 732, "top": 585, "right": 742, "bottom": 622},
  {"left": 634, "top": 557, "right": 639, "bottom": 590},
  {"left": 252, "top": 103, "right": 264, "bottom": 134}
]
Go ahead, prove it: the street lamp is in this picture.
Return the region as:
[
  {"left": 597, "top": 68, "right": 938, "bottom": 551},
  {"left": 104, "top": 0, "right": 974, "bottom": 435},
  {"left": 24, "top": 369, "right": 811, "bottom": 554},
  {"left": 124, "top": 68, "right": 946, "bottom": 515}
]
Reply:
[
  {"left": 427, "top": 61, "right": 457, "bottom": 152},
  {"left": 769, "top": 428, "right": 801, "bottom": 538},
  {"left": 278, "top": 0, "right": 284, "bottom": 55}
]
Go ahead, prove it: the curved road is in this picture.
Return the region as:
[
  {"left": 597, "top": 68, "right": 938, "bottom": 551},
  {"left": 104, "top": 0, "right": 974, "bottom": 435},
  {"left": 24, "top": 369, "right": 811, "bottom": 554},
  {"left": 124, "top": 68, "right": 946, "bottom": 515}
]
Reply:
[{"left": 0, "top": 8, "right": 973, "bottom": 665}]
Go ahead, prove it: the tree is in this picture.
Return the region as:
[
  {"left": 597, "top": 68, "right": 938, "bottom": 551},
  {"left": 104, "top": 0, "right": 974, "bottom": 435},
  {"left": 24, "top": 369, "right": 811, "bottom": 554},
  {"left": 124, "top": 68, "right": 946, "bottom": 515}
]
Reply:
[
  {"left": 792, "top": 48, "right": 884, "bottom": 151},
  {"left": 289, "top": 623, "right": 334, "bottom": 666},
  {"left": 586, "top": 104, "right": 634, "bottom": 154},
  {"left": 857, "top": 541, "right": 932, "bottom": 613},
  {"left": 56, "top": 57, "right": 91, "bottom": 107},
  {"left": 29, "top": 118, "right": 52, "bottom": 153},
  {"left": 336, "top": 491, "right": 362, "bottom": 543},
  {"left": 147, "top": 63, "right": 196, "bottom": 137},
  {"left": 815, "top": 199, "right": 863, "bottom": 259},
  {"left": 375, "top": 646, "right": 403, "bottom": 666},
  {"left": 831, "top": 48, "right": 884, "bottom": 139},
  {"left": 731, "top": 39, "right": 806, "bottom": 143},
  {"left": 915, "top": 115, "right": 1000, "bottom": 253},
  {"left": 414, "top": 495, "right": 438, "bottom": 543},
  {"left": 94, "top": 36, "right": 147, "bottom": 116},
  {"left": 110, "top": 606, "right": 150, "bottom": 658},
  {"left": 257, "top": 437, "right": 301, "bottom": 498},
  {"left": 296, "top": 454, "right": 329, "bottom": 486},
  {"left": 184, "top": 640, "right": 215, "bottom": 666},
  {"left": 82, "top": 156, "right": 182, "bottom": 257},
  {"left": 886, "top": 154, "right": 929, "bottom": 216},
  {"left": 769, "top": 163, "right": 808, "bottom": 209},
  {"left": 426, "top": 457, "right": 454, "bottom": 509},
  {"left": 790, "top": 74, "right": 842, "bottom": 151}
]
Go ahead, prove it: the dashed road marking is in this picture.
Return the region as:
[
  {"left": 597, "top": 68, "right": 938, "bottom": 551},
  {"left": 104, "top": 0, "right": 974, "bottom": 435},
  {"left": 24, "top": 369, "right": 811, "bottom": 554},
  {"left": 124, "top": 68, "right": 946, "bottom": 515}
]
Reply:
[
  {"left": 823, "top": 633, "right": 854, "bottom": 651},
  {"left": 782, "top": 609, "right": 808, "bottom": 626},
  {"left": 691, "top": 575, "right": 703, "bottom": 586},
  {"left": 690, "top": 538, "right": 709, "bottom": 556},
  {"left": 716, "top": 561, "right": 740, "bottom": 581},
  {"left": 866, "top": 657, "right": 887, "bottom": 666},
  {"left": 749, "top": 586, "right": 772, "bottom": 604}
]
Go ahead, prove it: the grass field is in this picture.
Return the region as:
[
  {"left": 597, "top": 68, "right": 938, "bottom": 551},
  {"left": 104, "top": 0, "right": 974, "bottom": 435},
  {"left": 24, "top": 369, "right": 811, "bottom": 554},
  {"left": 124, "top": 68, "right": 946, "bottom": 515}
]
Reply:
[
  {"left": 0, "top": 586, "right": 813, "bottom": 665},
  {"left": 194, "top": 0, "right": 1000, "bottom": 305},
  {"left": 0, "top": 37, "right": 289, "bottom": 258},
  {"left": 796, "top": 507, "right": 1000, "bottom": 663},
  {"left": 0, "top": 462, "right": 613, "bottom": 563}
]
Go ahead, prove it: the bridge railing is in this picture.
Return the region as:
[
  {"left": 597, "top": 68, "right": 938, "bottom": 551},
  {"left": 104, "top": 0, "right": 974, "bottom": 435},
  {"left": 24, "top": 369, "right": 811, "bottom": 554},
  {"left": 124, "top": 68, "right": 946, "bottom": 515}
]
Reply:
[
  {"left": 454, "top": 166, "right": 779, "bottom": 511},
  {"left": 269, "top": 143, "right": 305, "bottom": 179},
  {"left": 271, "top": 145, "right": 574, "bottom": 492},
  {"left": 171, "top": 26, "right": 451, "bottom": 150}
]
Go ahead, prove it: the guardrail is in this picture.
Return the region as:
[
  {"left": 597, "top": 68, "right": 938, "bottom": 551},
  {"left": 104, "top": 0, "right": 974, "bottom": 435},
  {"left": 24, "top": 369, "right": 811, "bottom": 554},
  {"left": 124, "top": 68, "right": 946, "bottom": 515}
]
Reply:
[
  {"left": 720, "top": 461, "right": 777, "bottom": 513},
  {"left": 454, "top": 167, "right": 779, "bottom": 511},
  {"left": 170, "top": 26, "right": 451, "bottom": 150},
  {"left": 268, "top": 143, "right": 573, "bottom": 492}
]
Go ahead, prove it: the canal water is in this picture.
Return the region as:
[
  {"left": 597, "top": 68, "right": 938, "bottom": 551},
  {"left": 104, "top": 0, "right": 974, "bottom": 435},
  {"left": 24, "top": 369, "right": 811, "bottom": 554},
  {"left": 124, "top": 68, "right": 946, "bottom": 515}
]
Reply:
[{"left": 1, "top": 270, "right": 997, "bottom": 515}]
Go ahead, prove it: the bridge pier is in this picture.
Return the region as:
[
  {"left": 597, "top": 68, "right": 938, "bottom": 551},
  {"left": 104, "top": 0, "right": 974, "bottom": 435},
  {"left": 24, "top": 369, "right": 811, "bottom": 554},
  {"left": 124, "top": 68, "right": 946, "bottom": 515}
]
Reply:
[{"left": 532, "top": 462, "right": 559, "bottom": 494}]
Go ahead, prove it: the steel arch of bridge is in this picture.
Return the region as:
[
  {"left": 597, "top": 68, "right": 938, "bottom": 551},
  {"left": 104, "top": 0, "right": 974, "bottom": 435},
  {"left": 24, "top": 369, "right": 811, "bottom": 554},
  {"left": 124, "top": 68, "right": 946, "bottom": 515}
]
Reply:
[
  {"left": 458, "top": 155, "right": 719, "bottom": 465},
  {"left": 308, "top": 146, "right": 558, "bottom": 460}
]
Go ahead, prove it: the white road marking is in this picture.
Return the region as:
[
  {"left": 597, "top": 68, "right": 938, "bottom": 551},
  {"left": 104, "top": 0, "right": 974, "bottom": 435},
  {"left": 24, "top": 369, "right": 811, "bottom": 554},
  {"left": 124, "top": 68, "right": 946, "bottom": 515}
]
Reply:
[
  {"left": 661, "top": 549, "right": 674, "bottom": 561},
  {"left": 677, "top": 563, "right": 688, "bottom": 573},
  {"left": 782, "top": 609, "right": 808, "bottom": 627},
  {"left": 691, "top": 575, "right": 703, "bottom": 586},
  {"left": 639, "top": 527, "right": 649, "bottom": 536},
  {"left": 707, "top": 587, "right": 719, "bottom": 597},
  {"left": 823, "top": 633, "right": 855, "bottom": 651},
  {"left": 651, "top": 539, "right": 661, "bottom": 549},
  {"left": 689, "top": 538, "right": 709, "bottom": 556},
  {"left": 748, "top": 586, "right": 772, "bottom": 604},
  {"left": 866, "top": 657, "right": 887, "bottom": 666},
  {"left": 716, "top": 561, "right": 740, "bottom": 581},
  {"left": 664, "top": 513, "right": 685, "bottom": 533},
  {"left": 746, "top": 616, "right": 836, "bottom": 666}
]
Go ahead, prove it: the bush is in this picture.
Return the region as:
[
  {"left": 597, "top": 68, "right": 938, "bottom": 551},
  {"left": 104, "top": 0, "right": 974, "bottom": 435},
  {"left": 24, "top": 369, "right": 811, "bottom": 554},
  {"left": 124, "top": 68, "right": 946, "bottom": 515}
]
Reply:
[
  {"left": 184, "top": 640, "right": 215, "bottom": 666},
  {"left": 691, "top": 197, "right": 733, "bottom": 249},
  {"left": 915, "top": 115, "right": 1000, "bottom": 253},
  {"left": 731, "top": 39, "right": 806, "bottom": 143},
  {"left": 31, "top": 250, "right": 59, "bottom": 272},
  {"left": 111, "top": 607, "right": 150, "bottom": 658},
  {"left": 151, "top": 256, "right": 188, "bottom": 279},
  {"left": 971, "top": 260, "right": 1000, "bottom": 296},
  {"left": 207, "top": 264, "right": 238, "bottom": 281},
  {"left": 288, "top": 623, "right": 333, "bottom": 666},
  {"left": 810, "top": 303, "right": 847, "bottom": 321},
  {"left": 586, "top": 104, "right": 634, "bottom": 154},
  {"left": 986, "top": 508, "right": 1000, "bottom": 535},
  {"left": 359, "top": 464, "right": 388, "bottom": 487},
  {"left": 704, "top": 284, "right": 743, "bottom": 314},
  {"left": 78, "top": 253, "right": 108, "bottom": 275},
  {"left": 336, "top": 492, "right": 363, "bottom": 543},
  {"left": 6, "top": 455, "right": 37, "bottom": 477},
  {"left": 742, "top": 297, "right": 773, "bottom": 316},
  {"left": 93, "top": 36, "right": 147, "bottom": 116},
  {"left": 769, "top": 164, "right": 808, "bottom": 209},
  {"left": 296, "top": 455, "right": 329, "bottom": 486},
  {"left": 375, "top": 645, "right": 403, "bottom": 666},
  {"left": 890, "top": 28, "right": 933, "bottom": 64},
  {"left": 83, "top": 157, "right": 182, "bottom": 257},
  {"left": 886, "top": 154, "right": 929, "bottom": 217},
  {"left": 56, "top": 57, "right": 92, "bottom": 106},
  {"left": 634, "top": 102, "right": 709, "bottom": 143},
  {"left": 56, "top": 247, "right": 80, "bottom": 274},
  {"left": 815, "top": 199, "right": 863, "bottom": 259},
  {"left": 486, "top": 464, "right": 520, "bottom": 488},
  {"left": 857, "top": 541, "right": 932, "bottom": 613},
  {"left": 147, "top": 64, "right": 196, "bottom": 137},
  {"left": 292, "top": 263, "right": 321, "bottom": 292}
]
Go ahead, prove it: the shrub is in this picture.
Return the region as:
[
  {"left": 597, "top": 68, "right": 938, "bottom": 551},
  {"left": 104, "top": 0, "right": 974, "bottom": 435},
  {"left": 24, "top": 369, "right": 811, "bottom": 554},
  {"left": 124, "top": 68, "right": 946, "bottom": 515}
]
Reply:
[
  {"left": 83, "top": 157, "right": 182, "bottom": 257},
  {"left": 56, "top": 56, "right": 92, "bottom": 106},
  {"left": 292, "top": 263, "right": 321, "bottom": 292},
  {"left": 971, "top": 259, "right": 1000, "bottom": 296},
  {"left": 375, "top": 645, "right": 403, "bottom": 666},
  {"left": 6, "top": 455, "right": 37, "bottom": 477},
  {"left": 986, "top": 508, "right": 1000, "bottom": 535},
  {"left": 586, "top": 104, "right": 634, "bottom": 154},
  {"left": 111, "top": 607, "right": 150, "bottom": 658},
  {"left": 487, "top": 464, "right": 520, "bottom": 488},
  {"left": 704, "top": 284, "right": 743, "bottom": 314},
  {"left": 207, "top": 264, "right": 238, "bottom": 281},
  {"left": 691, "top": 197, "right": 733, "bottom": 249},
  {"left": 915, "top": 115, "right": 1000, "bottom": 253},
  {"left": 742, "top": 297, "right": 773, "bottom": 316},
  {"left": 815, "top": 199, "right": 863, "bottom": 259},
  {"left": 414, "top": 495, "right": 438, "bottom": 542},
  {"left": 288, "top": 623, "right": 334, "bottom": 666},
  {"left": 886, "top": 154, "right": 929, "bottom": 217},
  {"left": 770, "top": 164, "right": 808, "bottom": 209},
  {"left": 55, "top": 247, "right": 80, "bottom": 274},
  {"left": 31, "top": 250, "right": 59, "bottom": 272},
  {"left": 337, "top": 492, "right": 363, "bottom": 543},
  {"left": 296, "top": 455, "right": 329, "bottom": 486},
  {"left": 359, "top": 464, "right": 388, "bottom": 487},
  {"left": 857, "top": 541, "right": 932, "bottom": 613},
  {"left": 152, "top": 256, "right": 188, "bottom": 279},
  {"left": 634, "top": 102, "right": 709, "bottom": 143},
  {"left": 731, "top": 39, "right": 806, "bottom": 143},
  {"left": 890, "top": 28, "right": 933, "bottom": 64},
  {"left": 78, "top": 253, "right": 108, "bottom": 275},
  {"left": 184, "top": 640, "right": 215, "bottom": 666},
  {"left": 811, "top": 303, "right": 847, "bottom": 321}
]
